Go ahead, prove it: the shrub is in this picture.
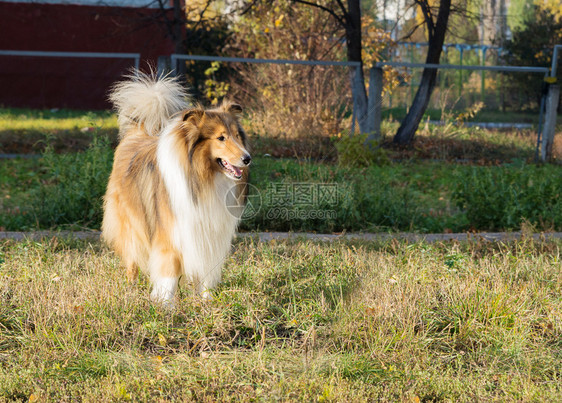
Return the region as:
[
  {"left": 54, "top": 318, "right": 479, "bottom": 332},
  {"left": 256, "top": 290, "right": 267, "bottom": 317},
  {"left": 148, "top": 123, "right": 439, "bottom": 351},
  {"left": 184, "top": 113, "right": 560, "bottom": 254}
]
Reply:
[
  {"left": 226, "top": 1, "right": 350, "bottom": 139},
  {"left": 453, "top": 164, "right": 562, "bottom": 231},
  {"left": 334, "top": 133, "right": 389, "bottom": 168}
]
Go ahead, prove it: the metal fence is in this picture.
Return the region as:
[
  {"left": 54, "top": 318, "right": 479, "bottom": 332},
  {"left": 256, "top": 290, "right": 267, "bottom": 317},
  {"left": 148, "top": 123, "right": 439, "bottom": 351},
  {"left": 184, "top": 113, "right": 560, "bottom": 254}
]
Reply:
[
  {"left": 166, "top": 53, "right": 359, "bottom": 139},
  {"left": 165, "top": 50, "right": 562, "bottom": 160},
  {"left": 369, "top": 61, "right": 558, "bottom": 161},
  {"left": 1, "top": 48, "right": 559, "bottom": 160},
  {"left": 0, "top": 50, "right": 141, "bottom": 69}
]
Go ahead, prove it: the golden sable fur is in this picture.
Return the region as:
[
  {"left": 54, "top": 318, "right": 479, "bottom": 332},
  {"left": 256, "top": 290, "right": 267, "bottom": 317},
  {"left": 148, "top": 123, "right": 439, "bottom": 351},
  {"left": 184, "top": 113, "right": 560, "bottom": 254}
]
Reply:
[{"left": 102, "top": 72, "right": 250, "bottom": 306}]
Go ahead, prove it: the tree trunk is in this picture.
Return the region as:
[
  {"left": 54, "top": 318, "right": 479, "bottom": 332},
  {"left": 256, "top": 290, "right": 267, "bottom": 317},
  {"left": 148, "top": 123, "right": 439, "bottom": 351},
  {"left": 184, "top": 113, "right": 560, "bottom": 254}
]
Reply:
[
  {"left": 172, "top": 0, "right": 187, "bottom": 76},
  {"left": 393, "top": 0, "right": 451, "bottom": 145},
  {"left": 346, "top": 0, "right": 369, "bottom": 134}
]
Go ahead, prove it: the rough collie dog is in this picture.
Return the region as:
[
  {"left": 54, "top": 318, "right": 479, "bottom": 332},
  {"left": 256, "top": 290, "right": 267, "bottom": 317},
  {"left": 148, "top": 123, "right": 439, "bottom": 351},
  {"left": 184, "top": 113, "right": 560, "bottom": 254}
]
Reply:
[{"left": 102, "top": 72, "right": 251, "bottom": 307}]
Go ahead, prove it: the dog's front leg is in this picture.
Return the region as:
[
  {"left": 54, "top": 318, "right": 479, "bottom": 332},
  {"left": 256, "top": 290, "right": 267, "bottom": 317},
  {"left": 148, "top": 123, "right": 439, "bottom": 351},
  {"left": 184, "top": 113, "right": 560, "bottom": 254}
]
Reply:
[{"left": 149, "top": 247, "right": 181, "bottom": 308}]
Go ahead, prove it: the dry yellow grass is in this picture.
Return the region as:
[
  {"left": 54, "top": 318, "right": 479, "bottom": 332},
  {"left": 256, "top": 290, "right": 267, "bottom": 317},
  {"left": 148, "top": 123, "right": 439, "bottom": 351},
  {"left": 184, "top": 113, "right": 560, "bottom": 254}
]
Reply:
[{"left": 0, "top": 236, "right": 561, "bottom": 401}]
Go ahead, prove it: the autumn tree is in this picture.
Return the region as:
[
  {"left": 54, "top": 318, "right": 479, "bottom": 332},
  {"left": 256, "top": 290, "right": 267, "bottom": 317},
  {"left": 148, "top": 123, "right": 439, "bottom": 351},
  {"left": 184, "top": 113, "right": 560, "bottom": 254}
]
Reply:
[
  {"left": 393, "top": 0, "right": 452, "bottom": 145},
  {"left": 226, "top": 1, "right": 352, "bottom": 139},
  {"left": 292, "top": 0, "right": 452, "bottom": 145},
  {"left": 504, "top": 2, "right": 562, "bottom": 106},
  {"left": 291, "top": 0, "right": 379, "bottom": 135},
  {"left": 153, "top": 0, "right": 230, "bottom": 87}
]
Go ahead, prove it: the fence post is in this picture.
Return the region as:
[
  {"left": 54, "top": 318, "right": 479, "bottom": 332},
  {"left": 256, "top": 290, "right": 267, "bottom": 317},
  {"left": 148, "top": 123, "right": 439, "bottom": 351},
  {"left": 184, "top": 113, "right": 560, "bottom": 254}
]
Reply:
[
  {"left": 366, "top": 67, "right": 383, "bottom": 142},
  {"left": 157, "top": 56, "right": 171, "bottom": 76},
  {"left": 350, "top": 66, "right": 360, "bottom": 135},
  {"left": 457, "top": 46, "right": 463, "bottom": 99},
  {"left": 541, "top": 84, "right": 560, "bottom": 162},
  {"left": 480, "top": 46, "right": 487, "bottom": 103}
]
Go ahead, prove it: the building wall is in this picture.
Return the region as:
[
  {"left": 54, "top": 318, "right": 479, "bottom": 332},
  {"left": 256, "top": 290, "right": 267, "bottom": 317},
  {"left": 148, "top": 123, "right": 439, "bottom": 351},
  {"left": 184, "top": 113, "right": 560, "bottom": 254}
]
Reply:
[{"left": 0, "top": 1, "right": 176, "bottom": 109}]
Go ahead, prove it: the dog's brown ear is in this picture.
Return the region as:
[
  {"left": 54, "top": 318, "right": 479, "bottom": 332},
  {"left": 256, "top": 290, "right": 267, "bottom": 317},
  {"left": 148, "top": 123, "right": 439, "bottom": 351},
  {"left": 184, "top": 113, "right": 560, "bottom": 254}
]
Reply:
[
  {"left": 182, "top": 109, "right": 205, "bottom": 125},
  {"left": 221, "top": 100, "right": 242, "bottom": 115},
  {"left": 228, "top": 103, "right": 242, "bottom": 114}
]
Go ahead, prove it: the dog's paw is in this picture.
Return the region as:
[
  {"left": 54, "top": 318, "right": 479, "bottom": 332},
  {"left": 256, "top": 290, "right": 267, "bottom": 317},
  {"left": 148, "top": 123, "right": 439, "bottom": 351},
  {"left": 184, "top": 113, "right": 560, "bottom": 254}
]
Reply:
[
  {"left": 200, "top": 289, "right": 213, "bottom": 301},
  {"left": 150, "top": 277, "right": 178, "bottom": 309},
  {"left": 150, "top": 291, "right": 176, "bottom": 310}
]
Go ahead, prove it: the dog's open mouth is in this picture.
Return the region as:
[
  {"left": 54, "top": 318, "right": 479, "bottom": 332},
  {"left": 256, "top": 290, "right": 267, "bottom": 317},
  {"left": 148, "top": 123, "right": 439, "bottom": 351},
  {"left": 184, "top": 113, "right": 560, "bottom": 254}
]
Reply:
[{"left": 217, "top": 158, "right": 243, "bottom": 179}]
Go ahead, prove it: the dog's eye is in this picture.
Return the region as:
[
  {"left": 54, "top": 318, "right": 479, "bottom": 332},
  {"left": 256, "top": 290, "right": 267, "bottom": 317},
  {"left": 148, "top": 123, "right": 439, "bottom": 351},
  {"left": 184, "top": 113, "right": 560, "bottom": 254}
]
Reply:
[{"left": 218, "top": 136, "right": 225, "bottom": 141}]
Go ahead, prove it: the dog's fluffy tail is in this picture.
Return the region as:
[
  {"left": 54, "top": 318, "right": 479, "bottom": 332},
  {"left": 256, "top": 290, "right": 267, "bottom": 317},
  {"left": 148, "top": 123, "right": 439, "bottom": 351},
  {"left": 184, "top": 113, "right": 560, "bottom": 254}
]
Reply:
[{"left": 109, "top": 70, "right": 190, "bottom": 139}]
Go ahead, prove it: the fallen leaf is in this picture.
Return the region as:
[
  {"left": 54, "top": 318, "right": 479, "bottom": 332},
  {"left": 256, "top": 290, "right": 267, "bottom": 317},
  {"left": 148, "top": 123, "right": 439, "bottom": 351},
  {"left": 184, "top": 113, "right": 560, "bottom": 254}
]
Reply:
[{"left": 157, "top": 334, "right": 167, "bottom": 346}]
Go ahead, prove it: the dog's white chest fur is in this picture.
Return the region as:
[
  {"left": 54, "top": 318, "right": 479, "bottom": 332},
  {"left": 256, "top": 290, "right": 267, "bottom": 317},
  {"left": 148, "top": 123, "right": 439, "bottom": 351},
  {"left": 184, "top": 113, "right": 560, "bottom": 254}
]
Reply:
[{"left": 156, "top": 128, "right": 240, "bottom": 293}]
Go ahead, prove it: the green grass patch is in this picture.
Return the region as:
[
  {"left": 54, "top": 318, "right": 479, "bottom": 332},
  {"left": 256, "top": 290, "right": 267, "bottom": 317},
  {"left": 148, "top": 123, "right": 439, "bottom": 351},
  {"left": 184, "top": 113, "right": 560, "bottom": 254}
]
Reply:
[
  {"left": 453, "top": 164, "right": 562, "bottom": 231},
  {"left": 0, "top": 237, "right": 560, "bottom": 401},
  {"left": 0, "top": 137, "right": 113, "bottom": 230},
  {"left": 0, "top": 108, "right": 118, "bottom": 154},
  {"left": 1, "top": 137, "right": 562, "bottom": 232},
  {"left": 0, "top": 107, "right": 116, "bottom": 129}
]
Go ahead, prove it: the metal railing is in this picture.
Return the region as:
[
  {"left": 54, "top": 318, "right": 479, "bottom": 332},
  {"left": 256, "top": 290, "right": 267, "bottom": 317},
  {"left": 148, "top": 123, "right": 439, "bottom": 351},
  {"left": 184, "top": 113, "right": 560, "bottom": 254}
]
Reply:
[
  {"left": 0, "top": 50, "right": 141, "bottom": 69},
  {"left": 551, "top": 44, "right": 562, "bottom": 77},
  {"left": 169, "top": 54, "right": 360, "bottom": 68},
  {"left": 375, "top": 61, "right": 549, "bottom": 74}
]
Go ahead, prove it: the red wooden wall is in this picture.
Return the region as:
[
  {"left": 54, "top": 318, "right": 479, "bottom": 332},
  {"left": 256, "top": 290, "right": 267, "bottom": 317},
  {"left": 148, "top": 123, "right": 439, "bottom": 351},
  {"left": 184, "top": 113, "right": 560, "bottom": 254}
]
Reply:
[{"left": 0, "top": 2, "right": 176, "bottom": 109}]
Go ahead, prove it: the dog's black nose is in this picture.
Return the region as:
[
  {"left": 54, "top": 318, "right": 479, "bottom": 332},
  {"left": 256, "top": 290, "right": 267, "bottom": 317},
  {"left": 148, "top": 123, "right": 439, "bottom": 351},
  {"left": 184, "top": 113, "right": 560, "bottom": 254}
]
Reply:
[{"left": 242, "top": 155, "right": 252, "bottom": 165}]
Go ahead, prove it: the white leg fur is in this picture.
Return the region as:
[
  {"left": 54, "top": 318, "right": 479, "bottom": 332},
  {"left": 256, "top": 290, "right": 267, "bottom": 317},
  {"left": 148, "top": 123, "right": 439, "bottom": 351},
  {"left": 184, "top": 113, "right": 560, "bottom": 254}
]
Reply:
[
  {"left": 148, "top": 248, "right": 179, "bottom": 308},
  {"left": 150, "top": 276, "right": 178, "bottom": 308},
  {"left": 199, "top": 286, "right": 213, "bottom": 300}
]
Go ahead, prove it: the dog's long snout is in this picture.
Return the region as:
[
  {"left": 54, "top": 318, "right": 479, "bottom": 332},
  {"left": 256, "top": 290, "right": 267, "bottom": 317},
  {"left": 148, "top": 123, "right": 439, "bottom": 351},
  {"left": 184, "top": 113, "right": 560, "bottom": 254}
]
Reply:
[{"left": 242, "top": 154, "right": 252, "bottom": 166}]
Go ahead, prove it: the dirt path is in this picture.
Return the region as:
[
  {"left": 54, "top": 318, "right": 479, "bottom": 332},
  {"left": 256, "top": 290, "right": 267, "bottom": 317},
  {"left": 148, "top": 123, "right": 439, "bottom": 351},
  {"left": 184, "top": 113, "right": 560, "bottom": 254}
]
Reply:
[{"left": 2, "top": 230, "right": 562, "bottom": 243}]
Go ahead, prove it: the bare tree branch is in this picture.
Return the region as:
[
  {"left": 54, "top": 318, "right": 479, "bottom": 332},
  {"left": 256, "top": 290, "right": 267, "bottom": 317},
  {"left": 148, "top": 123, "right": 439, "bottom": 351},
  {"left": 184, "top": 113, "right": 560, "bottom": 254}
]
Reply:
[
  {"left": 190, "top": 0, "right": 214, "bottom": 32},
  {"left": 387, "top": 2, "right": 417, "bottom": 38},
  {"left": 333, "top": 0, "right": 349, "bottom": 23},
  {"left": 156, "top": 0, "right": 176, "bottom": 42},
  {"left": 414, "top": 0, "right": 435, "bottom": 39},
  {"left": 400, "top": 19, "right": 428, "bottom": 41},
  {"left": 292, "top": 0, "right": 346, "bottom": 27},
  {"left": 239, "top": 0, "right": 259, "bottom": 16}
]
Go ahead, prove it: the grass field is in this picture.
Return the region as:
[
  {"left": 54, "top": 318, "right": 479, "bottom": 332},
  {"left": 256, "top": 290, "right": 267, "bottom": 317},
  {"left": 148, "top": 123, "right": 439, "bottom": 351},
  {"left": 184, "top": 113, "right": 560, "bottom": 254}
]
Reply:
[
  {"left": 0, "top": 106, "right": 553, "bottom": 159},
  {"left": 1, "top": 108, "right": 561, "bottom": 401},
  {"left": 0, "top": 236, "right": 560, "bottom": 401}
]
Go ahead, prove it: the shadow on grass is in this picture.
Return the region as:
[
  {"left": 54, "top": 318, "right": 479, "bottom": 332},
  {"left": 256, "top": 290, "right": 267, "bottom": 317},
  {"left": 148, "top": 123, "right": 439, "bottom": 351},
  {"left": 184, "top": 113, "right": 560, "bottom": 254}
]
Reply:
[
  {"left": 0, "top": 128, "right": 118, "bottom": 154},
  {"left": 385, "top": 133, "right": 537, "bottom": 163}
]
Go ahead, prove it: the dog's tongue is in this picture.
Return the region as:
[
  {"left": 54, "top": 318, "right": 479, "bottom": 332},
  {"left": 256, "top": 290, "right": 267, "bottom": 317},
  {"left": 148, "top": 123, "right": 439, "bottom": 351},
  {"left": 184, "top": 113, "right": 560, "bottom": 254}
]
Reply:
[
  {"left": 224, "top": 160, "right": 242, "bottom": 177},
  {"left": 232, "top": 165, "right": 242, "bottom": 177}
]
